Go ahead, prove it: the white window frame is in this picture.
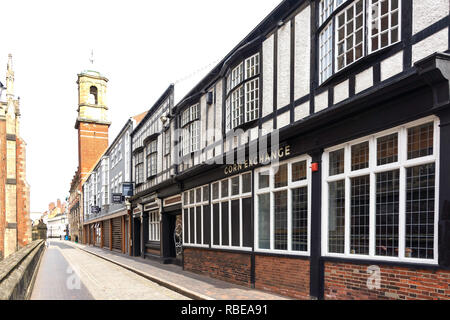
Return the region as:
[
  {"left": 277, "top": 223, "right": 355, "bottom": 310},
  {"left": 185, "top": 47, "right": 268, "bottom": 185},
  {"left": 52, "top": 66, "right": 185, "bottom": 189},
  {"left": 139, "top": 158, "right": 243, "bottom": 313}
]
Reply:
[
  {"left": 368, "top": 0, "right": 402, "bottom": 54},
  {"left": 319, "top": 0, "right": 349, "bottom": 26},
  {"left": 149, "top": 210, "right": 161, "bottom": 242},
  {"left": 321, "top": 116, "right": 440, "bottom": 265},
  {"left": 245, "top": 53, "right": 260, "bottom": 79},
  {"left": 182, "top": 185, "right": 210, "bottom": 248},
  {"left": 254, "top": 155, "right": 312, "bottom": 256},
  {"left": 319, "top": 21, "right": 334, "bottom": 84},
  {"left": 231, "top": 86, "right": 244, "bottom": 129},
  {"left": 210, "top": 173, "right": 253, "bottom": 252},
  {"left": 245, "top": 78, "right": 260, "bottom": 123},
  {"left": 335, "top": 0, "right": 365, "bottom": 72}
]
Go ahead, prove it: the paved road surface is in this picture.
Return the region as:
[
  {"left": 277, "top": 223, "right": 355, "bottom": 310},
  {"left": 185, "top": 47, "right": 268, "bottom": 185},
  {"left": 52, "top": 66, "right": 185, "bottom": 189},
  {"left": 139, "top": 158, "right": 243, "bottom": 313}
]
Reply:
[{"left": 30, "top": 240, "right": 189, "bottom": 300}]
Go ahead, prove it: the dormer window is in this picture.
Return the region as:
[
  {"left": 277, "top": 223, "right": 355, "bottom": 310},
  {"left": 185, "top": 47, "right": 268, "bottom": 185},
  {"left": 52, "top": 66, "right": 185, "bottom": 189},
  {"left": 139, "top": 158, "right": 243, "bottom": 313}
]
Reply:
[
  {"left": 318, "top": 0, "right": 401, "bottom": 84},
  {"left": 225, "top": 53, "right": 260, "bottom": 131},
  {"left": 89, "top": 86, "right": 98, "bottom": 105}
]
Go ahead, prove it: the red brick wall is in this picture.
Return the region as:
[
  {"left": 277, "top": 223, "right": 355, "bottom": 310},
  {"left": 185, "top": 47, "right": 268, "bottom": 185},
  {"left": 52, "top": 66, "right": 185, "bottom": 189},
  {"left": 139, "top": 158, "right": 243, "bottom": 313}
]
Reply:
[
  {"left": 255, "top": 255, "right": 310, "bottom": 299},
  {"left": 324, "top": 262, "right": 450, "bottom": 300},
  {"left": 0, "top": 119, "right": 5, "bottom": 259},
  {"left": 78, "top": 122, "right": 108, "bottom": 183},
  {"left": 184, "top": 248, "right": 252, "bottom": 286}
]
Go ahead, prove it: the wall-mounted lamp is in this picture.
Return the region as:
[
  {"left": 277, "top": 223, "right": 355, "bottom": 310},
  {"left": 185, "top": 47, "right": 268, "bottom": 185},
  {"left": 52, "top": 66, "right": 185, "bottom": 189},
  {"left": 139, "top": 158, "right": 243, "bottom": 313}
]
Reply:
[{"left": 160, "top": 115, "right": 169, "bottom": 124}]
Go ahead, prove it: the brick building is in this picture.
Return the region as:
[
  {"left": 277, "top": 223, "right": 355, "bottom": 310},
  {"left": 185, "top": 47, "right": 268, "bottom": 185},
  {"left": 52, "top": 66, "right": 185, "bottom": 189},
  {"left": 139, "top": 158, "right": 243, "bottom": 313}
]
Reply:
[
  {"left": 0, "top": 54, "right": 31, "bottom": 260},
  {"left": 68, "top": 63, "right": 110, "bottom": 243},
  {"left": 125, "top": 0, "right": 450, "bottom": 300}
]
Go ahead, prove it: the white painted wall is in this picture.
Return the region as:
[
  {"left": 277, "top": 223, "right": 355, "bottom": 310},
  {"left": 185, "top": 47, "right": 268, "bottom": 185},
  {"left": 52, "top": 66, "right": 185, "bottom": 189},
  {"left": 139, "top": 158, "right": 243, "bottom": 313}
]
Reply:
[
  {"left": 294, "top": 5, "right": 311, "bottom": 101},
  {"left": 277, "top": 21, "right": 291, "bottom": 109},
  {"left": 412, "top": 28, "right": 449, "bottom": 64},
  {"left": 334, "top": 80, "right": 349, "bottom": 104},
  {"left": 263, "top": 35, "right": 274, "bottom": 117},
  {"left": 381, "top": 51, "right": 403, "bottom": 81},
  {"left": 413, "top": 0, "right": 449, "bottom": 35}
]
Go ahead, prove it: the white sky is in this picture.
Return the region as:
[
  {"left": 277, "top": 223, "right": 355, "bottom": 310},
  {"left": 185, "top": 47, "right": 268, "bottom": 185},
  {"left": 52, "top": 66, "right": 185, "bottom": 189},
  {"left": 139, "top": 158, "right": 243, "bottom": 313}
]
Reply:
[{"left": 0, "top": 0, "right": 283, "bottom": 213}]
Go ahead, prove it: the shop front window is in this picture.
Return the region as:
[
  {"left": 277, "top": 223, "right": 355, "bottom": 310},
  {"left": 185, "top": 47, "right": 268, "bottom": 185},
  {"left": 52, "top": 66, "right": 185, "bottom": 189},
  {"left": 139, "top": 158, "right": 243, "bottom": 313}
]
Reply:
[
  {"left": 255, "top": 156, "right": 311, "bottom": 255},
  {"left": 323, "top": 118, "right": 438, "bottom": 263},
  {"left": 211, "top": 173, "right": 253, "bottom": 250}
]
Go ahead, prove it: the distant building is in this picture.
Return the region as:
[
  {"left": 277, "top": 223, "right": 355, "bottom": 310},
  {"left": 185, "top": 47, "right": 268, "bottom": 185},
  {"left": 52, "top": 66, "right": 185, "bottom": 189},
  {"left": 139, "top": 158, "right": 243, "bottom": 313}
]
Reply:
[
  {"left": 0, "top": 54, "right": 31, "bottom": 260},
  {"left": 82, "top": 112, "right": 146, "bottom": 254}
]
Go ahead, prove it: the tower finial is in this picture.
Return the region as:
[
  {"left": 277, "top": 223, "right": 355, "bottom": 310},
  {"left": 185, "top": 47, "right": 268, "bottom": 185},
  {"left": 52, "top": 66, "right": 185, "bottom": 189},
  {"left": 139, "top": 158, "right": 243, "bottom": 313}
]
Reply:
[
  {"left": 7, "top": 53, "right": 13, "bottom": 71},
  {"left": 89, "top": 49, "right": 94, "bottom": 65}
]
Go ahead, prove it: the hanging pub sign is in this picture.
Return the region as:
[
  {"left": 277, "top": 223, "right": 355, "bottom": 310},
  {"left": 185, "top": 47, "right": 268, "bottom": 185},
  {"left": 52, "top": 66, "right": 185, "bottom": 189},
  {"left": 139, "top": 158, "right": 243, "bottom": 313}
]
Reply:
[
  {"left": 112, "top": 193, "right": 123, "bottom": 204},
  {"left": 91, "top": 206, "right": 101, "bottom": 214},
  {"left": 122, "top": 183, "right": 134, "bottom": 197}
]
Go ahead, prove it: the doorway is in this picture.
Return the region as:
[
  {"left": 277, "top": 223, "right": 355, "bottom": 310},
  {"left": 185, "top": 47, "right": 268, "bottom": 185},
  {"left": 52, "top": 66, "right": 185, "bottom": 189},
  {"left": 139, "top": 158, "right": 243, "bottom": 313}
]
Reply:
[{"left": 133, "top": 217, "right": 141, "bottom": 257}]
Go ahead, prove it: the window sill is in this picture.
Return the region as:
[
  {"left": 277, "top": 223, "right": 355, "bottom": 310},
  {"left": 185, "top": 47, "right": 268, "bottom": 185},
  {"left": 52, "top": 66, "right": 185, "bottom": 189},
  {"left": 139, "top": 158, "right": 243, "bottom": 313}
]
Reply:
[
  {"left": 147, "top": 175, "right": 157, "bottom": 181},
  {"left": 317, "top": 41, "right": 404, "bottom": 89},
  {"left": 321, "top": 254, "right": 440, "bottom": 269},
  {"left": 227, "top": 119, "right": 258, "bottom": 135}
]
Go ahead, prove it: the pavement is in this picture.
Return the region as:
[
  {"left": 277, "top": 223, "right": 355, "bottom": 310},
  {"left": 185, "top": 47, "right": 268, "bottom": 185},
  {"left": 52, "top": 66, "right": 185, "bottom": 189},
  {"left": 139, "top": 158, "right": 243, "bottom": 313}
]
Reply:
[
  {"left": 30, "top": 240, "right": 189, "bottom": 300},
  {"left": 66, "top": 240, "right": 290, "bottom": 300}
]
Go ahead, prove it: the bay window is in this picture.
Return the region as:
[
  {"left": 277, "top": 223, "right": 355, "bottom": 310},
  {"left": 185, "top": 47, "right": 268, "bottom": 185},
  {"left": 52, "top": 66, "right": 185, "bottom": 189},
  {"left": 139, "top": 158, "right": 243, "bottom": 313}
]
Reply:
[
  {"left": 318, "top": 0, "right": 401, "bottom": 84},
  {"left": 183, "top": 185, "right": 210, "bottom": 246},
  {"left": 255, "top": 156, "right": 311, "bottom": 255},
  {"left": 181, "top": 104, "right": 200, "bottom": 156},
  {"left": 323, "top": 117, "right": 439, "bottom": 263},
  {"left": 211, "top": 173, "right": 253, "bottom": 250},
  {"left": 226, "top": 53, "right": 260, "bottom": 131}
]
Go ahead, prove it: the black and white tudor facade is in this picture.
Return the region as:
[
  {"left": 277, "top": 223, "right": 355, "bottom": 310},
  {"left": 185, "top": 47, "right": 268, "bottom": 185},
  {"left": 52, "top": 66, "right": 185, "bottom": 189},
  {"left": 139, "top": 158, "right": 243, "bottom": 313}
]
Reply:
[{"left": 130, "top": 0, "right": 450, "bottom": 299}]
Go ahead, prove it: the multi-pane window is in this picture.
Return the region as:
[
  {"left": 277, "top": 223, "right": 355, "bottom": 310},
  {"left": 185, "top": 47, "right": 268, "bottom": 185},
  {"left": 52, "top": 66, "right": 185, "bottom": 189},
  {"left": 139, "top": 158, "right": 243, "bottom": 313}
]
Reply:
[
  {"left": 336, "top": 0, "right": 364, "bottom": 71},
  {"left": 256, "top": 157, "right": 310, "bottom": 254},
  {"left": 134, "top": 151, "right": 144, "bottom": 184},
  {"left": 181, "top": 104, "right": 201, "bottom": 156},
  {"left": 149, "top": 211, "right": 160, "bottom": 242},
  {"left": 245, "top": 54, "right": 260, "bottom": 79},
  {"left": 369, "top": 0, "right": 401, "bottom": 53},
  {"left": 164, "top": 129, "right": 171, "bottom": 156},
  {"left": 323, "top": 118, "right": 438, "bottom": 263},
  {"left": 226, "top": 53, "right": 260, "bottom": 130},
  {"left": 212, "top": 173, "right": 253, "bottom": 249},
  {"left": 102, "top": 158, "right": 109, "bottom": 205},
  {"left": 319, "top": 0, "right": 348, "bottom": 24},
  {"left": 183, "top": 185, "right": 210, "bottom": 246},
  {"left": 319, "top": 22, "right": 333, "bottom": 84},
  {"left": 146, "top": 140, "right": 157, "bottom": 178},
  {"left": 245, "top": 79, "right": 259, "bottom": 122},
  {"left": 318, "top": 0, "right": 401, "bottom": 84}
]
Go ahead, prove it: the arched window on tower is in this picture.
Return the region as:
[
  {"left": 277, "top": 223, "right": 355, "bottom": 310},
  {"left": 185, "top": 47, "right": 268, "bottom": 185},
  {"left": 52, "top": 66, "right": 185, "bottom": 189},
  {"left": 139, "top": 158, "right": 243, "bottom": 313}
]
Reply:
[{"left": 89, "top": 86, "right": 98, "bottom": 105}]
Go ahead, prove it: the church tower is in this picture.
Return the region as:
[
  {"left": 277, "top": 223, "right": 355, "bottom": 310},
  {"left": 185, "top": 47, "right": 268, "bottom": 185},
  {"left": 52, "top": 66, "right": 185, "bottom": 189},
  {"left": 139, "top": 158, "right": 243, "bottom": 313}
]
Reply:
[
  {"left": 0, "top": 54, "right": 31, "bottom": 260},
  {"left": 75, "top": 57, "right": 110, "bottom": 184}
]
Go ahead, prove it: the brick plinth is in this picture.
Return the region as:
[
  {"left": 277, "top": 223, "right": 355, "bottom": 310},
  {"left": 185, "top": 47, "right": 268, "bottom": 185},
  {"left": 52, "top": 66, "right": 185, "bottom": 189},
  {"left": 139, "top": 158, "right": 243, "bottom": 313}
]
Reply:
[
  {"left": 324, "top": 261, "right": 450, "bottom": 300},
  {"left": 183, "top": 248, "right": 252, "bottom": 286},
  {"left": 255, "top": 255, "right": 310, "bottom": 299}
]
